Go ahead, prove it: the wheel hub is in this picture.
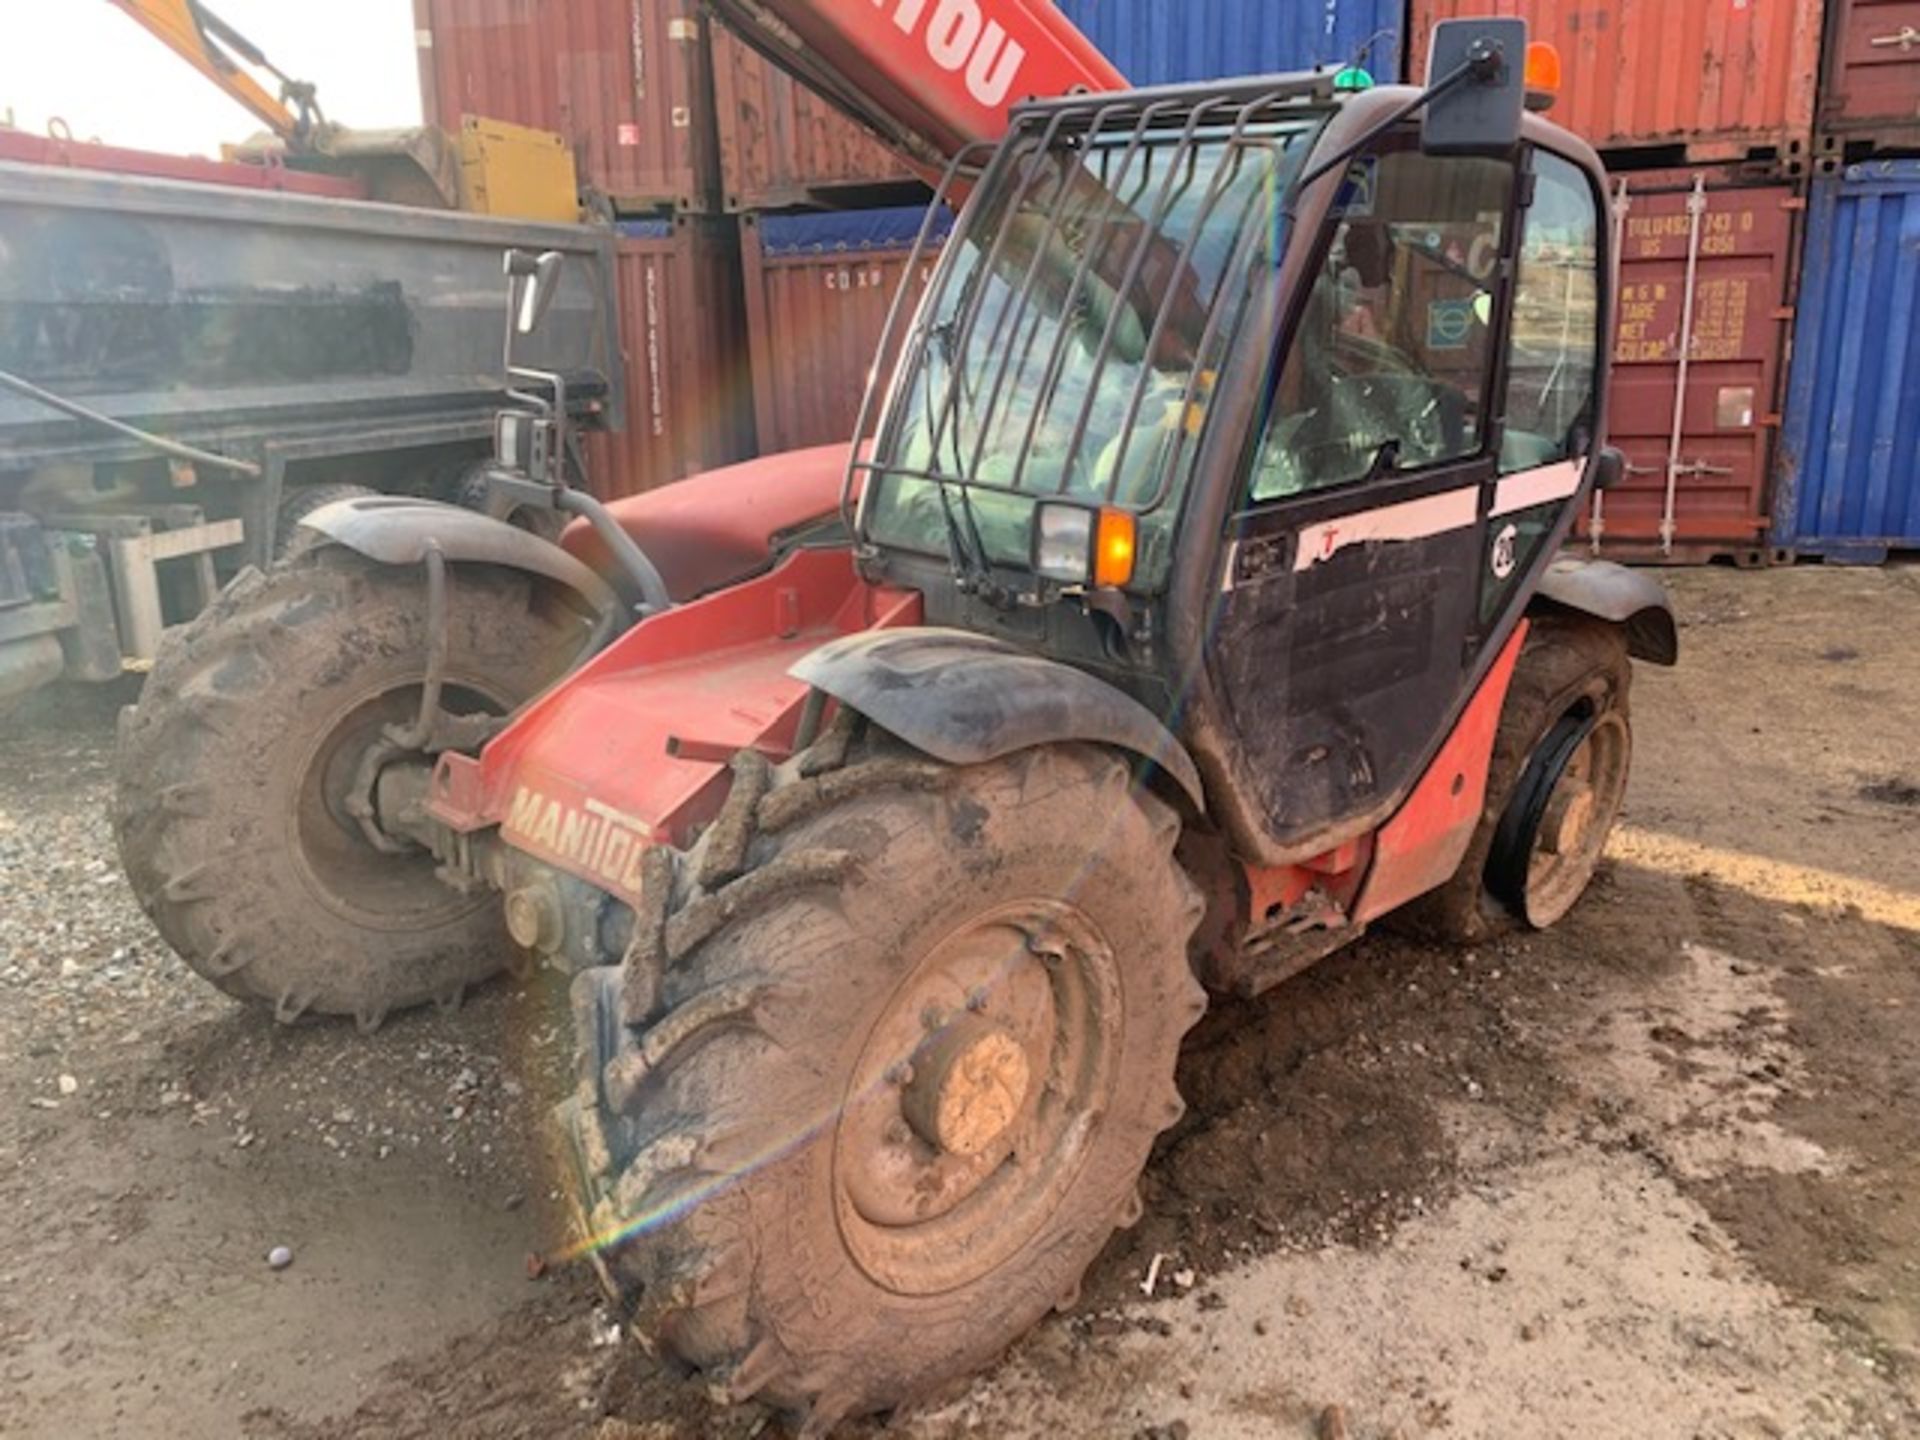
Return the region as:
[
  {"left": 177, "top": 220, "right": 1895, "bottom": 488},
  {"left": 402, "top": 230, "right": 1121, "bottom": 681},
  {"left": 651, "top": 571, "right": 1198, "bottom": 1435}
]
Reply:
[
  {"left": 832, "top": 900, "right": 1121, "bottom": 1296},
  {"left": 1538, "top": 777, "right": 1595, "bottom": 855},
  {"left": 902, "top": 1018, "right": 1032, "bottom": 1157}
]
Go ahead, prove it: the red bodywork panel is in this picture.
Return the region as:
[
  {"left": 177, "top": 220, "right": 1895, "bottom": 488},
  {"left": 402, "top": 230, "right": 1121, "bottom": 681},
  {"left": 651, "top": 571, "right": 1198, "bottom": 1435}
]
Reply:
[
  {"left": 725, "top": 0, "right": 1125, "bottom": 169},
  {"left": 1350, "top": 622, "right": 1529, "bottom": 924},
  {"left": 430, "top": 548, "right": 920, "bottom": 904},
  {"left": 562, "top": 443, "right": 854, "bottom": 603},
  {"left": 0, "top": 128, "right": 367, "bottom": 199}
]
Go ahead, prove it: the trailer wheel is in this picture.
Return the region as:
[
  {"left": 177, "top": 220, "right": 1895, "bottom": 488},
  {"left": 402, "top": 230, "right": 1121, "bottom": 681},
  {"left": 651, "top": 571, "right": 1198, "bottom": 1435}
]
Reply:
[
  {"left": 1406, "top": 616, "right": 1633, "bottom": 942},
  {"left": 560, "top": 736, "right": 1207, "bottom": 1433},
  {"left": 113, "top": 547, "right": 589, "bottom": 1028}
]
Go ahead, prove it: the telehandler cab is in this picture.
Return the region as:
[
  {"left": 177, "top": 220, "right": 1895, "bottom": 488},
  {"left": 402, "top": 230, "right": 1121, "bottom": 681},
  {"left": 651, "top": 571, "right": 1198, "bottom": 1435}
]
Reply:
[{"left": 114, "top": 11, "right": 1676, "bottom": 1431}]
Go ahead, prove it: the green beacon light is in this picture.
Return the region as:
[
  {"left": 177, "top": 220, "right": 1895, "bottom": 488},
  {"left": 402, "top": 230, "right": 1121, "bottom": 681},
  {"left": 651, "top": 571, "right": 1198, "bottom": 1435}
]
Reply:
[{"left": 1332, "top": 65, "right": 1375, "bottom": 93}]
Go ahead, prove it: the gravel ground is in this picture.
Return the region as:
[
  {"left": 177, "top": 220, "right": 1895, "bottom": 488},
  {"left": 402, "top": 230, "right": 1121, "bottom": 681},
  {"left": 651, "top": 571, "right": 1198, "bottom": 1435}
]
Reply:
[{"left": 2, "top": 562, "right": 1918, "bottom": 1439}]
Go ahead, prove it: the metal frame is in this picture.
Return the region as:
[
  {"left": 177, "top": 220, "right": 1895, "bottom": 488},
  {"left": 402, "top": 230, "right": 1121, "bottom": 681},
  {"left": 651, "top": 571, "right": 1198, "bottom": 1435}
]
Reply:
[{"left": 840, "top": 72, "right": 1340, "bottom": 539}]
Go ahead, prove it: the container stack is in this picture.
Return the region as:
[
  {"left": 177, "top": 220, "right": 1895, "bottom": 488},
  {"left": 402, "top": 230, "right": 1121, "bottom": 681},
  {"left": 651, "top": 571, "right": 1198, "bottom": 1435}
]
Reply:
[
  {"left": 1412, "top": 0, "right": 1822, "bottom": 565},
  {"left": 1773, "top": 4, "right": 1920, "bottom": 563},
  {"left": 715, "top": 13, "right": 933, "bottom": 459},
  {"left": 412, "top": 0, "right": 750, "bottom": 498}
]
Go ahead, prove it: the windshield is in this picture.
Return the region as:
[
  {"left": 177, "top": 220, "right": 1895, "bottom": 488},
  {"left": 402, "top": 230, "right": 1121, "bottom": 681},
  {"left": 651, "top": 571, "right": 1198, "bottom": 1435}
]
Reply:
[{"left": 864, "top": 115, "right": 1324, "bottom": 587}]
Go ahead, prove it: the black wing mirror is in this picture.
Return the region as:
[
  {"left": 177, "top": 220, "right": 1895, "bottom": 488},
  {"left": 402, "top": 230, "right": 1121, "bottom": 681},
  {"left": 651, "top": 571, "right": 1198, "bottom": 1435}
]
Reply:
[{"left": 1421, "top": 18, "right": 1528, "bottom": 156}]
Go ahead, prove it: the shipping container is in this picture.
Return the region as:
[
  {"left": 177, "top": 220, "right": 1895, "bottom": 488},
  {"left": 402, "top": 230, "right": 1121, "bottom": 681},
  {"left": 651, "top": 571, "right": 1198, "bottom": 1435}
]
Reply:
[
  {"left": 1054, "top": 0, "right": 1404, "bottom": 86},
  {"left": 587, "top": 218, "right": 755, "bottom": 499},
  {"left": 709, "top": 25, "right": 921, "bottom": 212},
  {"left": 414, "top": 0, "right": 718, "bottom": 213},
  {"left": 1818, "top": 0, "right": 1920, "bottom": 154},
  {"left": 1582, "top": 168, "right": 1804, "bottom": 564},
  {"left": 1409, "top": 0, "right": 1820, "bottom": 169},
  {"left": 1774, "top": 161, "right": 1920, "bottom": 563},
  {"left": 739, "top": 207, "right": 951, "bottom": 454}
]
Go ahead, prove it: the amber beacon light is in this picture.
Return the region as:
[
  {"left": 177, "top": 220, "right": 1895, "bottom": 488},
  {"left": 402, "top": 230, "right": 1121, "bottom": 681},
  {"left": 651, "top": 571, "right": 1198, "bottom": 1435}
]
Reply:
[{"left": 1524, "top": 41, "right": 1562, "bottom": 113}]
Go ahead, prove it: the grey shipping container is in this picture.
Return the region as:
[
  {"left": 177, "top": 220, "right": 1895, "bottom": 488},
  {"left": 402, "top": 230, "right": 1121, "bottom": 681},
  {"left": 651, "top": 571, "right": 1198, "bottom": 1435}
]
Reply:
[{"left": 1775, "top": 160, "right": 1920, "bottom": 563}]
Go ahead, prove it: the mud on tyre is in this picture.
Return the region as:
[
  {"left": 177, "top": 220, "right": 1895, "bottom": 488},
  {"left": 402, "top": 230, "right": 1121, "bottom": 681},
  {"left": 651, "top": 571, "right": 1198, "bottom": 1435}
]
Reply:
[
  {"left": 1404, "top": 614, "right": 1633, "bottom": 943},
  {"left": 561, "top": 729, "right": 1208, "bottom": 1432},
  {"left": 113, "top": 546, "right": 590, "bottom": 1027}
]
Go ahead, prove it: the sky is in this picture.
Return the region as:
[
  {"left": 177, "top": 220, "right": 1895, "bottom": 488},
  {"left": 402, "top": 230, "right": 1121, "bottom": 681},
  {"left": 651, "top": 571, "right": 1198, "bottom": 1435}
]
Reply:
[{"left": 1, "top": 1, "right": 423, "bottom": 158}]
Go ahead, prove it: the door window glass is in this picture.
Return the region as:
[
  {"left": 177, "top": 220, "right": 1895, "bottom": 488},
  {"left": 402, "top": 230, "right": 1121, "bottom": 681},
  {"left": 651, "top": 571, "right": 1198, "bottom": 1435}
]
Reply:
[
  {"left": 1249, "top": 149, "right": 1513, "bottom": 504},
  {"left": 1502, "top": 150, "right": 1601, "bottom": 474}
]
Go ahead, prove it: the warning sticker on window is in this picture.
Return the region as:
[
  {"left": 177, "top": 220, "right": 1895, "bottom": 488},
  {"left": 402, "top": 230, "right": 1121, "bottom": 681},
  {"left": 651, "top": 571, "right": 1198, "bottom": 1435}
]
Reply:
[{"left": 1427, "top": 297, "right": 1477, "bottom": 351}]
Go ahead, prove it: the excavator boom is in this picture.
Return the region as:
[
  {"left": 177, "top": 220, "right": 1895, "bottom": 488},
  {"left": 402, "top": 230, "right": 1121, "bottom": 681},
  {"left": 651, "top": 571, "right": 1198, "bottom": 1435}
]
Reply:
[{"left": 104, "top": 0, "right": 319, "bottom": 145}]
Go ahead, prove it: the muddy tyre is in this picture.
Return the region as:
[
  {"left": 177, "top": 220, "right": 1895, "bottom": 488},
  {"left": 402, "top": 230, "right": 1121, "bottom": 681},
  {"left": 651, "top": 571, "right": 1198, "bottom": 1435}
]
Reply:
[
  {"left": 561, "top": 737, "right": 1207, "bottom": 1432},
  {"left": 1404, "top": 615, "right": 1633, "bottom": 943},
  {"left": 113, "top": 546, "right": 589, "bottom": 1027}
]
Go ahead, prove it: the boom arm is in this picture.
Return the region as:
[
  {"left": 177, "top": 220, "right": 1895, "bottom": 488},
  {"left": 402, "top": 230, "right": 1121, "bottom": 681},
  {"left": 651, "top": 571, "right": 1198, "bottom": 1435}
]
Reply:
[
  {"left": 704, "top": 0, "right": 1125, "bottom": 175},
  {"left": 104, "top": 0, "right": 323, "bottom": 145}
]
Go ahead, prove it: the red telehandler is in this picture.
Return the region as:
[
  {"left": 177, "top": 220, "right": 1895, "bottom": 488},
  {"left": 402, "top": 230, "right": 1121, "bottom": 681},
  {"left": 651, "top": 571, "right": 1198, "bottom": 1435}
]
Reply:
[{"left": 115, "top": 3, "right": 1677, "bottom": 1430}]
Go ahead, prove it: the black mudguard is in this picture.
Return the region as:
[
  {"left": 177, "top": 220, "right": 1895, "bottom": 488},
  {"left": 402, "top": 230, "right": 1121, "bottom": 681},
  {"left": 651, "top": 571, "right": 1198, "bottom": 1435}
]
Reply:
[
  {"left": 791, "top": 628, "right": 1207, "bottom": 809},
  {"left": 1534, "top": 557, "right": 1679, "bottom": 666},
  {"left": 298, "top": 496, "right": 618, "bottom": 615}
]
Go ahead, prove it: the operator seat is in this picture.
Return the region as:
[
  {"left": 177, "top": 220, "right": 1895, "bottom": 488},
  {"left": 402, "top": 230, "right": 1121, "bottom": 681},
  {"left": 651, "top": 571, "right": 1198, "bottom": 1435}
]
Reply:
[{"left": 560, "top": 441, "right": 859, "bottom": 603}]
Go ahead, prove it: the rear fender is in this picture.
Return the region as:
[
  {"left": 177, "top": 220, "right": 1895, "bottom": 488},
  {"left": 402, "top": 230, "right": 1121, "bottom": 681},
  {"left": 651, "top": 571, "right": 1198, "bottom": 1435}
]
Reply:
[
  {"left": 300, "top": 496, "right": 618, "bottom": 616},
  {"left": 790, "top": 628, "right": 1206, "bottom": 810},
  {"left": 1534, "top": 557, "right": 1679, "bottom": 665}
]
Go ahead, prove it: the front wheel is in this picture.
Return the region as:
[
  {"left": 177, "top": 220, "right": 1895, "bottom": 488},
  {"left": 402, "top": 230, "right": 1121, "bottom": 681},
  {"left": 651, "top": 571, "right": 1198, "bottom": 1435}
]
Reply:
[
  {"left": 113, "top": 546, "right": 590, "bottom": 1027},
  {"left": 561, "top": 736, "right": 1207, "bottom": 1432}
]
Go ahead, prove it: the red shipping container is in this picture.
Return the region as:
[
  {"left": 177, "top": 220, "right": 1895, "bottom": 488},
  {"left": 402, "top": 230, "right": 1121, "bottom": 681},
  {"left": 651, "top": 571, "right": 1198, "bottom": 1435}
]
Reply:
[
  {"left": 586, "top": 218, "right": 756, "bottom": 498},
  {"left": 1409, "top": 0, "right": 1821, "bottom": 167},
  {"left": 414, "top": 0, "right": 718, "bottom": 213},
  {"left": 1581, "top": 169, "right": 1803, "bottom": 564},
  {"left": 710, "top": 25, "right": 920, "bottom": 213},
  {"left": 1819, "top": 0, "right": 1920, "bottom": 151},
  {"left": 739, "top": 207, "right": 949, "bottom": 455}
]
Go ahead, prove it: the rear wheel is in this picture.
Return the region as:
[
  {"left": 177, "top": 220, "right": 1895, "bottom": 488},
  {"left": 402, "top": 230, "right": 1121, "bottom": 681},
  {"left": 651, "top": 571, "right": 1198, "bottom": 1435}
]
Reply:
[
  {"left": 113, "top": 546, "right": 590, "bottom": 1027},
  {"left": 560, "top": 734, "right": 1207, "bottom": 1432},
  {"left": 1407, "top": 615, "right": 1633, "bottom": 943}
]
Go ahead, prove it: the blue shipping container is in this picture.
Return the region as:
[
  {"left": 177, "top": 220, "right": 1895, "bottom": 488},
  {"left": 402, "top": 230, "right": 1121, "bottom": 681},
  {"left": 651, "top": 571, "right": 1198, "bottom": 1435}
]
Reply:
[
  {"left": 1055, "top": 0, "right": 1405, "bottom": 87},
  {"left": 1775, "top": 160, "right": 1920, "bottom": 563}
]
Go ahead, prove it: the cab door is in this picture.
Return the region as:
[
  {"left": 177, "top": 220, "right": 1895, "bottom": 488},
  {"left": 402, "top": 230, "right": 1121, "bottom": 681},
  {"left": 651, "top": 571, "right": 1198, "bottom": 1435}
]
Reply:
[{"left": 1209, "top": 142, "right": 1522, "bottom": 850}]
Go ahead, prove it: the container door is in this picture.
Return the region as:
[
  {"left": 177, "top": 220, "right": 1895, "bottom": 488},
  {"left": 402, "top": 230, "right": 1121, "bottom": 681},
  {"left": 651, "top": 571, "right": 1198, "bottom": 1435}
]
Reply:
[
  {"left": 1823, "top": 0, "right": 1920, "bottom": 142},
  {"left": 1583, "top": 172, "right": 1798, "bottom": 563},
  {"left": 1211, "top": 144, "right": 1517, "bottom": 849}
]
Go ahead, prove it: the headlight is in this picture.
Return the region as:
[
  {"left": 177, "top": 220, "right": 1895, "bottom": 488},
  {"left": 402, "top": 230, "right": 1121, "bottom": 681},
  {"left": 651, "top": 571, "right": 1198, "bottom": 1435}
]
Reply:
[
  {"left": 1033, "top": 503, "right": 1094, "bottom": 584},
  {"left": 1032, "top": 503, "right": 1139, "bottom": 590}
]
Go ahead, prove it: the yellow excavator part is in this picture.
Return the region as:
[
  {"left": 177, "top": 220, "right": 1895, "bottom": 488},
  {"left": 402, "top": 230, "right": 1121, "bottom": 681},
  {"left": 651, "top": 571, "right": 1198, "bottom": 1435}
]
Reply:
[
  {"left": 107, "top": 0, "right": 579, "bottom": 221},
  {"left": 455, "top": 117, "right": 581, "bottom": 223}
]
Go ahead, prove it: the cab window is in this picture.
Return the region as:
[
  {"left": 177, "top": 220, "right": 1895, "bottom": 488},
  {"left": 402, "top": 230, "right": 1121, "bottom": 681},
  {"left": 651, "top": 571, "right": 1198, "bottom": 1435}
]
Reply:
[
  {"left": 1249, "top": 149, "right": 1513, "bottom": 503},
  {"left": 1500, "top": 150, "right": 1601, "bottom": 473}
]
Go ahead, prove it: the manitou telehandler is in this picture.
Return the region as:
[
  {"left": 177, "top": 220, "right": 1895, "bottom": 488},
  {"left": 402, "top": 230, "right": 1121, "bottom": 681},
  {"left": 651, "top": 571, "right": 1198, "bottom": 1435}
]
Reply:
[{"left": 115, "top": 3, "right": 1677, "bottom": 1430}]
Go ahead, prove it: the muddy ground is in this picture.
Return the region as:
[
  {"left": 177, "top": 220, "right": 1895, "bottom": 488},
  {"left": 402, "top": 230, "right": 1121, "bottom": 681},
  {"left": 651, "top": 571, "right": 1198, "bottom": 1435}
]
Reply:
[{"left": 2, "top": 562, "right": 1917, "bottom": 1439}]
